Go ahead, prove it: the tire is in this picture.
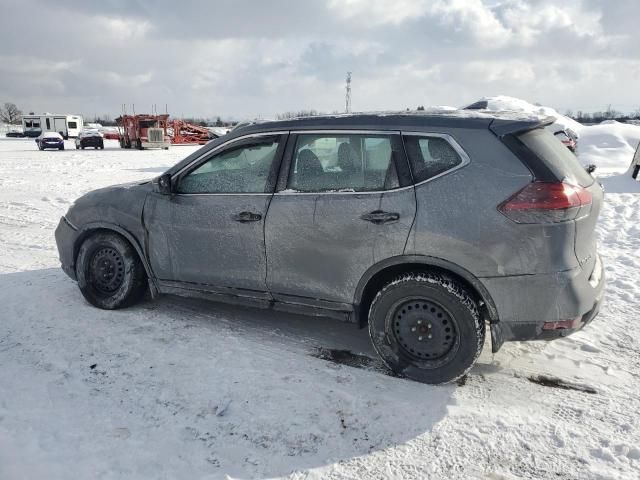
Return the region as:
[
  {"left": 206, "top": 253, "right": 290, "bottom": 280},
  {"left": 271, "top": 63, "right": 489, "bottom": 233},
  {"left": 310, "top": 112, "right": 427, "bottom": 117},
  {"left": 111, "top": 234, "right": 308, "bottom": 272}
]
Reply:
[
  {"left": 75, "top": 144, "right": 79, "bottom": 150},
  {"left": 59, "top": 146, "right": 64, "bottom": 150},
  {"left": 75, "top": 232, "right": 147, "bottom": 310},
  {"left": 368, "top": 272, "right": 484, "bottom": 384}
]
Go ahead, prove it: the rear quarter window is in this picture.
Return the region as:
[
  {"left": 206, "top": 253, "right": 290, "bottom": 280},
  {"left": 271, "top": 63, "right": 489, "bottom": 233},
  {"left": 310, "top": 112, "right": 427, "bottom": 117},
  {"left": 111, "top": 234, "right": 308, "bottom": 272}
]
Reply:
[
  {"left": 403, "top": 135, "right": 464, "bottom": 183},
  {"left": 517, "top": 128, "right": 593, "bottom": 187}
]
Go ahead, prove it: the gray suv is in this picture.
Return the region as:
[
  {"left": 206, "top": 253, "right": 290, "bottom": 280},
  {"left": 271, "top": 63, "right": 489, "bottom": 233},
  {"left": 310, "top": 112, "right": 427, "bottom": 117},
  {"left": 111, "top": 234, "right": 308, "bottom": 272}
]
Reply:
[{"left": 55, "top": 112, "right": 605, "bottom": 384}]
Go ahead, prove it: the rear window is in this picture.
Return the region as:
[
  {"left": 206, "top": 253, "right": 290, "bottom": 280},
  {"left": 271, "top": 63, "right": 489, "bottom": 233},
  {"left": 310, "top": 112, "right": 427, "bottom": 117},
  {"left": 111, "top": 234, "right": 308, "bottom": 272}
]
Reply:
[
  {"left": 68, "top": 121, "right": 77, "bottom": 129},
  {"left": 518, "top": 129, "right": 593, "bottom": 187}
]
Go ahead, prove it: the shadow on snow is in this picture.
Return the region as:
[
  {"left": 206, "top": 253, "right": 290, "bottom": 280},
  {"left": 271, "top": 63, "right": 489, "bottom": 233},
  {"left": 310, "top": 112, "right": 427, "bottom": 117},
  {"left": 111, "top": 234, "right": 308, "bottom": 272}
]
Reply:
[{"left": 0, "top": 267, "right": 455, "bottom": 478}]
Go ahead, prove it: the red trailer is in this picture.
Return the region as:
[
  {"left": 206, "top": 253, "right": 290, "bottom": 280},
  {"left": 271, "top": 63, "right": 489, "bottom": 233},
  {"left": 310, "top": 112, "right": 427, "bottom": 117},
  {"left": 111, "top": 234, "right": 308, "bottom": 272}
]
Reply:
[
  {"left": 116, "top": 114, "right": 170, "bottom": 150},
  {"left": 169, "top": 119, "right": 210, "bottom": 145}
]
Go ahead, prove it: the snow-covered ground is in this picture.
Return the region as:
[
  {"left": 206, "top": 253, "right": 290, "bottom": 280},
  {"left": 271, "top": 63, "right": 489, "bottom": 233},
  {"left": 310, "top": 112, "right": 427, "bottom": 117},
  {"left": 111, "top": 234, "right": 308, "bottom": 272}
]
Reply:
[{"left": 0, "top": 136, "right": 639, "bottom": 480}]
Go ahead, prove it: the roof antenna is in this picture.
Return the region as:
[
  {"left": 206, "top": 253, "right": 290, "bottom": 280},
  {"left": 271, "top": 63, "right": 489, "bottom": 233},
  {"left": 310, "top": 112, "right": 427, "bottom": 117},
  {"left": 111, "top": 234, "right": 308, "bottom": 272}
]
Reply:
[{"left": 345, "top": 72, "right": 352, "bottom": 114}]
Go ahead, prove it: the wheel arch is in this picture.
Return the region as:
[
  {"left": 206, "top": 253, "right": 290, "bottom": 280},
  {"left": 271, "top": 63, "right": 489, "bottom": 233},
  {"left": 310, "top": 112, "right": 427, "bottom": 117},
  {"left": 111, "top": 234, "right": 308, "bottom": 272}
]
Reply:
[
  {"left": 353, "top": 255, "right": 499, "bottom": 328},
  {"left": 74, "top": 222, "right": 157, "bottom": 295}
]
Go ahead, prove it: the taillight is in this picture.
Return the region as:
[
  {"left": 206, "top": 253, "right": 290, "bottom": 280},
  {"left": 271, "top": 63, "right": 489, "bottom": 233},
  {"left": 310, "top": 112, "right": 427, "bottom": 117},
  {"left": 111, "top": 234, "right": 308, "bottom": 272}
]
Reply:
[{"left": 498, "top": 181, "right": 592, "bottom": 224}]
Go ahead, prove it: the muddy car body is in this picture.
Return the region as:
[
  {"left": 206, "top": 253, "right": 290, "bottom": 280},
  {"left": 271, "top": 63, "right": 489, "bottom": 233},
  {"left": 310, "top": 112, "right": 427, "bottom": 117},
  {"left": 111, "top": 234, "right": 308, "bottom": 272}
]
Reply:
[{"left": 55, "top": 112, "right": 605, "bottom": 383}]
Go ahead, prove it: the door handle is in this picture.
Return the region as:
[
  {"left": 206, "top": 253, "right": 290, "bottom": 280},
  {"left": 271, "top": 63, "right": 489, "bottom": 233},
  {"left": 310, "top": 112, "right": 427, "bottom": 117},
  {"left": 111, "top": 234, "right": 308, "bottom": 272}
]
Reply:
[
  {"left": 232, "top": 211, "right": 262, "bottom": 223},
  {"left": 360, "top": 210, "right": 400, "bottom": 224}
]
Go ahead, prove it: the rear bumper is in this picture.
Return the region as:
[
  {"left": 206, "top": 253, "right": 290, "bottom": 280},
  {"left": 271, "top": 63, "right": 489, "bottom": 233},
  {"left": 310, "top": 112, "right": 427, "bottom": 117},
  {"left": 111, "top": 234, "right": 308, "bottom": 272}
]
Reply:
[
  {"left": 55, "top": 216, "right": 78, "bottom": 280},
  {"left": 484, "top": 255, "right": 605, "bottom": 349},
  {"left": 80, "top": 139, "right": 103, "bottom": 147}
]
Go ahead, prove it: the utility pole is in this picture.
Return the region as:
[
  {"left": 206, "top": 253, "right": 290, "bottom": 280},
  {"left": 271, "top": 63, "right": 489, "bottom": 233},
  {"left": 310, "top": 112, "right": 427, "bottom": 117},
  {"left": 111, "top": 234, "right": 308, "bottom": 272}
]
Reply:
[{"left": 345, "top": 72, "right": 352, "bottom": 114}]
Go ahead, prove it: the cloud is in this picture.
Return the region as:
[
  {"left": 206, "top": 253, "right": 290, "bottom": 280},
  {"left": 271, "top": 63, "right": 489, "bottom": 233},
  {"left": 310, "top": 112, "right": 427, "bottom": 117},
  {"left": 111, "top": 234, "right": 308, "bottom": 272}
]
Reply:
[
  {"left": 0, "top": 0, "right": 638, "bottom": 119},
  {"left": 99, "top": 17, "right": 152, "bottom": 40}
]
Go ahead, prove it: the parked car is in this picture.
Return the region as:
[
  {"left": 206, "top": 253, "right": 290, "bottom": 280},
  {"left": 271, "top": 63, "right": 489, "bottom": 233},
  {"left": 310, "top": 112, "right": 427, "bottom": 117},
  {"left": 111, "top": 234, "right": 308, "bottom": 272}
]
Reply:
[
  {"left": 5, "top": 129, "right": 25, "bottom": 138},
  {"left": 75, "top": 130, "right": 104, "bottom": 150},
  {"left": 553, "top": 129, "right": 578, "bottom": 153},
  {"left": 99, "top": 127, "right": 121, "bottom": 140},
  {"left": 36, "top": 131, "right": 64, "bottom": 150},
  {"left": 55, "top": 112, "right": 605, "bottom": 384}
]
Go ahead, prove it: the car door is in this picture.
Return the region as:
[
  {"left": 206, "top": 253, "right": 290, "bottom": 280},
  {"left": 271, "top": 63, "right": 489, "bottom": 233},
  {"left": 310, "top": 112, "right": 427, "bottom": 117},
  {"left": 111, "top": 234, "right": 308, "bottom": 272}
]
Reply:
[
  {"left": 143, "top": 133, "right": 287, "bottom": 298},
  {"left": 264, "top": 130, "right": 416, "bottom": 308}
]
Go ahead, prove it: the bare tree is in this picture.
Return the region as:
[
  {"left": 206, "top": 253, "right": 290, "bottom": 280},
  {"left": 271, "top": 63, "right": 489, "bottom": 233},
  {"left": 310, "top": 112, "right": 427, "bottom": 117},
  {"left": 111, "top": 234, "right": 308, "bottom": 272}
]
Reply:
[
  {"left": 0, "top": 103, "right": 23, "bottom": 124},
  {"left": 276, "top": 109, "right": 319, "bottom": 120},
  {"left": 604, "top": 104, "right": 619, "bottom": 119}
]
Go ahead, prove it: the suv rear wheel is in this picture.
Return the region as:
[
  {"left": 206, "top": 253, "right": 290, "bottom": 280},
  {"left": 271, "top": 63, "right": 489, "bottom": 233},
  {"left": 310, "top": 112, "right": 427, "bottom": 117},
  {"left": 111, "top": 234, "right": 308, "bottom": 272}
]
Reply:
[
  {"left": 76, "top": 232, "right": 147, "bottom": 309},
  {"left": 368, "top": 273, "right": 484, "bottom": 384}
]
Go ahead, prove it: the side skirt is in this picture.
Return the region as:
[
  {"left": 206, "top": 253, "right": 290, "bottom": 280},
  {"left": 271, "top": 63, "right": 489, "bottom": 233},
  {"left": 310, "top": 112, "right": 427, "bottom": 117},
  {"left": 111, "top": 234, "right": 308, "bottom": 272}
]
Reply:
[{"left": 156, "top": 281, "right": 354, "bottom": 322}]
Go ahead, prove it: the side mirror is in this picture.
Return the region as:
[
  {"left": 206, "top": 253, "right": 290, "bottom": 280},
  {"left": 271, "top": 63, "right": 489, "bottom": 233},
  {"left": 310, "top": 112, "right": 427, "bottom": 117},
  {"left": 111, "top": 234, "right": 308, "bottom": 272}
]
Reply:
[
  {"left": 157, "top": 173, "right": 173, "bottom": 195},
  {"left": 586, "top": 164, "right": 596, "bottom": 175}
]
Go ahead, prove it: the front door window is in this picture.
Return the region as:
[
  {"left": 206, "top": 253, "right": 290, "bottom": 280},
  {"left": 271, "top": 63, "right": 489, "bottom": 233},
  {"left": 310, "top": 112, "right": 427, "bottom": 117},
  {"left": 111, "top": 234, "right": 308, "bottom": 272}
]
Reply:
[{"left": 178, "top": 137, "right": 281, "bottom": 194}]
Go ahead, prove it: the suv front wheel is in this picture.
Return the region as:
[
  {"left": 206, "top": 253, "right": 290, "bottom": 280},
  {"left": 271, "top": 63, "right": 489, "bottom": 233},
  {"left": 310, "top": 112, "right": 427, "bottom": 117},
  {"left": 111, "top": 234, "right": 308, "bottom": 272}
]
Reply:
[
  {"left": 76, "top": 232, "right": 147, "bottom": 309},
  {"left": 368, "top": 273, "right": 484, "bottom": 384}
]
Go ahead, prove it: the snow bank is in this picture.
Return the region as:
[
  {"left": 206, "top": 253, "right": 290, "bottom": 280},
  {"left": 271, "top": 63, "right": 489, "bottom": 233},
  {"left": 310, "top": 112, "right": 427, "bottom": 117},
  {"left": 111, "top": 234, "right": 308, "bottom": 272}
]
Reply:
[
  {"left": 468, "top": 95, "right": 640, "bottom": 172},
  {"left": 578, "top": 122, "right": 640, "bottom": 172},
  {"left": 469, "top": 95, "right": 583, "bottom": 133}
]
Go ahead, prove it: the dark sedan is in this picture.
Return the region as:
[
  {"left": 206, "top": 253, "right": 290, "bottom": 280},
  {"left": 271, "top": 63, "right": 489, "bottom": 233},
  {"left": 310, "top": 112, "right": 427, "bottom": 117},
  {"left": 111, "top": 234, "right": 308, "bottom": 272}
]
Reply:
[
  {"left": 75, "top": 130, "right": 104, "bottom": 150},
  {"left": 36, "top": 132, "right": 64, "bottom": 150},
  {"left": 6, "top": 130, "right": 25, "bottom": 138}
]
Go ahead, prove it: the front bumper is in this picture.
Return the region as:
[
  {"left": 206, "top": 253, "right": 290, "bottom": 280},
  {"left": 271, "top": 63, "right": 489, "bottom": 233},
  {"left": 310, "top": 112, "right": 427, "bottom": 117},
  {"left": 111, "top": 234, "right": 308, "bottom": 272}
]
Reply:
[
  {"left": 485, "top": 255, "right": 605, "bottom": 350},
  {"left": 141, "top": 141, "right": 170, "bottom": 149},
  {"left": 54, "top": 216, "right": 78, "bottom": 280}
]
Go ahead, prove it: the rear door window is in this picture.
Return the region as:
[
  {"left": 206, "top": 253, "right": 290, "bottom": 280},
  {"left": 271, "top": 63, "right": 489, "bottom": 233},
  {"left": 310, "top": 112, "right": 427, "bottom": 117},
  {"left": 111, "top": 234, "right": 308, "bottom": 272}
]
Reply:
[
  {"left": 287, "top": 133, "right": 401, "bottom": 192},
  {"left": 517, "top": 128, "right": 593, "bottom": 187},
  {"left": 403, "top": 135, "right": 464, "bottom": 183}
]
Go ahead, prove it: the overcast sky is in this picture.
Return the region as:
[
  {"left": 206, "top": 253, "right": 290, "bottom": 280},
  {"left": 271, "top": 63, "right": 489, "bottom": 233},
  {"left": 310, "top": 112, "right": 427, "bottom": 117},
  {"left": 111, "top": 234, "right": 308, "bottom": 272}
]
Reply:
[{"left": 1, "top": 0, "right": 638, "bottom": 120}]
